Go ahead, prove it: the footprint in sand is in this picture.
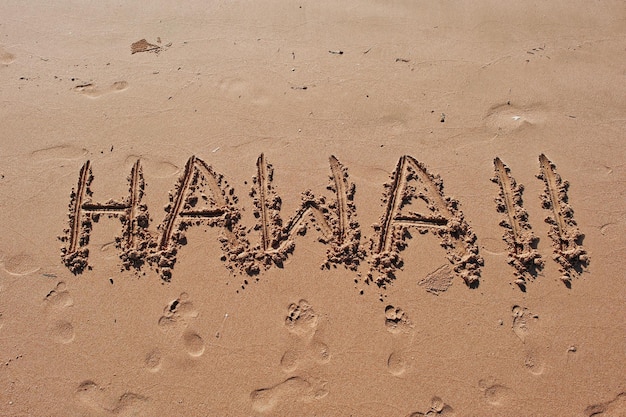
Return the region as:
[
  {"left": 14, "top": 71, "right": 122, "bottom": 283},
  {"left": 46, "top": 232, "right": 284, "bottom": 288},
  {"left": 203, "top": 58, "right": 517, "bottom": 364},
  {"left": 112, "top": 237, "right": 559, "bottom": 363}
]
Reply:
[
  {"left": 285, "top": 299, "right": 318, "bottom": 338},
  {"left": 30, "top": 144, "right": 89, "bottom": 162},
  {"left": 385, "top": 305, "right": 414, "bottom": 376},
  {"left": 585, "top": 392, "right": 626, "bottom": 417},
  {"left": 144, "top": 349, "right": 163, "bottom": 372},
  {"left": 253, "top": 300, "right": 330, "bottom": 413},
  {"left": 182, "top": 330, "right": 205, "bottom": 357},
  {"left": 157, "top": 293, "right": 205, "bottom": 358},
  {"left": 2, "top": 252, "right": 40, "bottom": 276},
  {"left": 217, "top": 76, "right": 270, "bottom": 106},
  {"left": 511, "top": 305, "right": 545, "bottom": 375},
  {"left": 478, "top": 378, "right": 512, "bottom": 406},
  {"left": 125, "top": 154, "right": 180, "bottom": 178},
  {"left": 44, "top": 282, "right": 75, "bottom": 344},
  {"left": 75, "top": 380, "right": 149, "bottom": 416},
  {"left": 73, "top": 81, "right": 128, "bottom": 98},
  {"left": 511, "top": 305, "right": 535, "bottom": 342},
  {"left": 0, "top": 46, "right": 15, "bottom": 65},
  {"left": 406, "top": 396, "right": 456, "bottom": 417},
  {"left": 280, "top": 299, "right": 331, "bottom": 372},
  {"left": 250, "top": 376, "right": 329, "bottom": 413}
]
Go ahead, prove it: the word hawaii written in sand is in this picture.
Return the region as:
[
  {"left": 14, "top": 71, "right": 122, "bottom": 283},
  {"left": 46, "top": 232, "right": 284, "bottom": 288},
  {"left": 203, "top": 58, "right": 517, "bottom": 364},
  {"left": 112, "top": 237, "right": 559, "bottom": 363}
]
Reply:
[{"left": 59, "top": 153, "right": 587, "bottom": 290}]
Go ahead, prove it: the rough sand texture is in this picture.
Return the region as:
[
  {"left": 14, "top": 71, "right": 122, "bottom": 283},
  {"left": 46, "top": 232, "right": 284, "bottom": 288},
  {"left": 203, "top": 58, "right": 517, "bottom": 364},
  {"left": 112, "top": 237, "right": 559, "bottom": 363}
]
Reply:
[{"left": 1, "top": 1, "right": 625, "bottom": 416}]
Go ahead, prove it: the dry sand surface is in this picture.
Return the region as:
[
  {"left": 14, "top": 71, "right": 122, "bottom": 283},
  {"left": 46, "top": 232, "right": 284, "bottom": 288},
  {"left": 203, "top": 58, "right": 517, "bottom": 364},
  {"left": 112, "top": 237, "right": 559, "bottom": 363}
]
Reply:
[{"left": 1, "top": 1, "right": 625, "bottom": 416}]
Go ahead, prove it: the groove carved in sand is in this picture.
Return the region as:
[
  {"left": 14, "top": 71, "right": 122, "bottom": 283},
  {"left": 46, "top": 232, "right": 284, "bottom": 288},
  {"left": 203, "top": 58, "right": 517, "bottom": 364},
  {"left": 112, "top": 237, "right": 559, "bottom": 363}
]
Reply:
[
  {"left": 492, "top": 157, "right": 542, "bottom": 288},
  {"left": 537, "top": 154, "right": 588, "bottom": 284},
  {"left": 325, "top": 155, "right": 365, "bottom": 270}
]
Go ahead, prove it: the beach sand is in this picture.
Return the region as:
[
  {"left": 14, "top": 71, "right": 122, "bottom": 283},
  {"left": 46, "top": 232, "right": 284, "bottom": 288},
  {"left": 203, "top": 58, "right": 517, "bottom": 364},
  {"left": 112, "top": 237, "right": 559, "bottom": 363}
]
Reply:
[{"left": 0, "top": 1, "right": 625, "bottom": 415}]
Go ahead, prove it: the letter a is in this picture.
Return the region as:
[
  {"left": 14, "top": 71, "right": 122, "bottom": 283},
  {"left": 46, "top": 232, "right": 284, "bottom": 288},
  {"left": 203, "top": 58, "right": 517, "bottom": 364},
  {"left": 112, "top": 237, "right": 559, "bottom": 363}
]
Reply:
[
  {"left": 154, "top": 156, "right": 251, "bottom": 281},
  {"left": 369, "top": 155, "right": 482, "bottom": 287}
]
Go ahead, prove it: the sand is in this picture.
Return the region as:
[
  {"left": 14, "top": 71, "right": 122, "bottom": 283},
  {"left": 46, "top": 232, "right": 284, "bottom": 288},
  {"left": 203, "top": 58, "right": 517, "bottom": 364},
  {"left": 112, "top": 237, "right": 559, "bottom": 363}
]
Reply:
[{"left": 0, "top": 1, "right": 625, "bottom": 416}]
